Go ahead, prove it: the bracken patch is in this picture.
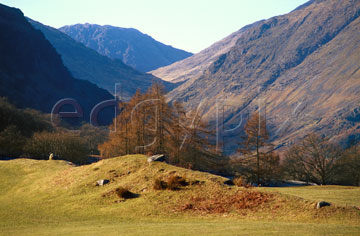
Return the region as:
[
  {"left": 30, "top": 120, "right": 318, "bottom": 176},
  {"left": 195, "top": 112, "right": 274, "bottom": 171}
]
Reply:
[{"left": 178, "top": 190, "right": 274, "bottom": 214}]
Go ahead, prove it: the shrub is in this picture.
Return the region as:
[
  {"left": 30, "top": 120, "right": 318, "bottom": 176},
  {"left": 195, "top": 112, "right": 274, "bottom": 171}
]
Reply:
[
  {"left": 167, "top": 175, "right": 188, "bottom": 190},
  {"left": 233, "top": 176, "right": 245, "bottom": 187},
  {"left": 153, "top": 175, "right": 188, "bottom": 191},
  {"left": 233, "top": 176, "right": 253, "bottom": 188},
  {"left": 153, "top": 178, "right": 167, "bottom": 190},
  {"left": 115, "top": 187, "right": 136, "bottom": 199}
]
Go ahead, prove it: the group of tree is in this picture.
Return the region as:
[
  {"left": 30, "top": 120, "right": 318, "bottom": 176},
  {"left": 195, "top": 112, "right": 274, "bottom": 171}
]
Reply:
[
  {"left": 0, "top": 97, "right": 106, "bottom": 164},
  {"left": 283, "top": 135, "right": 360, "bottom": 186},
  {"left": 98, "top": 83, "right": 214, "bottom": 168},
  {"left": 233, "top": 112, "right": 360, "bottom": 186},
  {"left": 1, "top": 90, "right": 359, "bottom": 186},
  {"left": 98, "top": 87, "right": 360, "bottom": 186},
  {"left": 0, "top": 97, "right": 52, "bottom": 157}
]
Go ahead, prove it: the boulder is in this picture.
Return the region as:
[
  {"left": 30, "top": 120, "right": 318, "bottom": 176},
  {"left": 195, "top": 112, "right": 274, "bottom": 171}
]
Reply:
[
  {"left": 316, "top": 201, "right": 331, "bottom": 209},
  {"left": 96, "top": 179, "right": 110, "bottom": 186},
  {"left": 147, "top": 154, "right": 166, "bottom": 163}
]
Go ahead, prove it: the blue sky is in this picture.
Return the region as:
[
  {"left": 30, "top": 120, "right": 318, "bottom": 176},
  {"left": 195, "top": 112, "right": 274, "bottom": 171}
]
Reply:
[{"left": 1, "top": 0, "right": 308, "bottom": 53}]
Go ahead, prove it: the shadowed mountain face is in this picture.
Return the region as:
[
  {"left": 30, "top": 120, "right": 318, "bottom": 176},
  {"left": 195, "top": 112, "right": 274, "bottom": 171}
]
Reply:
[
  {"left": 168, "top": 0, "right": 360, "bottom": 151},
  {"left": 29, "top": 19, "right": 171, "bottom": 99},
  {"left": 0, "top": 4, "right": 113, "bottom": 122},
  {"left": 59, "top": 24, "right": 193, "bottom": 72}
]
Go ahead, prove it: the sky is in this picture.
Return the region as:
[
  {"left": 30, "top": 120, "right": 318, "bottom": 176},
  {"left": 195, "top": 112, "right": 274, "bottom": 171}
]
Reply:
[{"left": 1, "top": 0, "right": 308, "bottom": 53}]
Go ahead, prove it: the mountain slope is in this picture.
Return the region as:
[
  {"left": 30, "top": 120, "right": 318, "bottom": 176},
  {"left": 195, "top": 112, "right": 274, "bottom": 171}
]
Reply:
[
  {"left": 168, "top": 0, "right": 360, "bottom": 151},
  {"left": 150, "top": 22, "right": 261, "bottom": 83},
  {"left": 0, "top": 4, "right": 112, "bottom": 122},
  {"left": 29, "top": 19, "right": 171, "bottom": 98},
  {"left": 59, "top": 24, "right": 193, "bottom": 72}
]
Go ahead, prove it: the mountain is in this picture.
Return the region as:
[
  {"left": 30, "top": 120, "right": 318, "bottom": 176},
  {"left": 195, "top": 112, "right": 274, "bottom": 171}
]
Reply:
[
  {"left": 167, "top": 0, "right": 360, "bottom": 151},
  {"left": 0, "top": 4, "right": 113, "bottom": 123},
  {"left": 28, "top": 19, "right": 171, "bottom": 99},
  {"left": 59, "top": 24, "right": 193, "bottom": 72},
  {"left": 150, "top": 22, "right": 261, "bottom": 83}
]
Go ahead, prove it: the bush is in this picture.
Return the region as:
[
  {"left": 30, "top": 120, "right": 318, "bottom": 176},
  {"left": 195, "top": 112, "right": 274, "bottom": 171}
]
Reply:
[
  {"left": 233, "top": 176, "right": 245, "bottom": 187},
  {"left": 115, "top": 187, "right": 136, "bottom": 199},
  {"left": 153, "top": 175, "right": 188, "bottom": 191},
  {"left": 167, "top": 175, "right": 188, "bottom": 190},
  {"left": 153, "top": 178, "right": 167, "bottom": 190},
  {"left": 232, "top": 176, "right": 253, "bottom": 188}
]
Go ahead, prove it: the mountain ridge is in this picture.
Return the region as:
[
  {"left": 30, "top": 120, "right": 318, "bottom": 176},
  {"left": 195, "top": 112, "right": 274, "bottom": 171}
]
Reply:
[
  {"left": 59, "top": 23, "right": 193, "bottom": 72},
  {"left": 28, "top": 19, "right": 173, "bottom": 99},
  {"left": 167, "top": 0, "right": 360, "bottom": 151},
  {"left": 0, "top": 4, "right": 113, "bottom": 123},
  {"left": 150, "top": 21, "right": 263, "bottom": 83}
]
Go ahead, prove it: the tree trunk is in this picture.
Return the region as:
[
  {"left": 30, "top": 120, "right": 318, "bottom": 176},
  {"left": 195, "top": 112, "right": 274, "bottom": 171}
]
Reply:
[{"left": 256, "top": 134, "right": 260, "bottom": 185}]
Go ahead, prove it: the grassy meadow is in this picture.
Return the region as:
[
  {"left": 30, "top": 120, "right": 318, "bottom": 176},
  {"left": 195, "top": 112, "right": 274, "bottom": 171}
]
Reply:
[{"left": 0, "top": 155, "right": 359, "bottom": 236}]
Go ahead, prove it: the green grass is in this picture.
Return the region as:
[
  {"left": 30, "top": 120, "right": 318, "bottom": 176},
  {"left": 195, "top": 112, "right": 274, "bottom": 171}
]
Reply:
[
  {"left": 260, "top": 186, "right": 360, "bottom": 207},
  {"left": 2, "top": 220, "right": 360, "bottom": 236},
  {"left": 0, "top": 155, "right": 359, "bottom": 236}
]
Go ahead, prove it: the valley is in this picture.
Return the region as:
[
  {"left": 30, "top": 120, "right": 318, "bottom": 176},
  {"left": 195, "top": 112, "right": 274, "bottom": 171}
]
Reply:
[{"left": 0, "top": 0, "right": 359, "bottom": 235}]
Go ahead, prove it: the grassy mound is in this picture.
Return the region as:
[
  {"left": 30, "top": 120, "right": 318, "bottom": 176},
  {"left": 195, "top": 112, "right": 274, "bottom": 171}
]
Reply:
[{"left": 0, "top": 155, "right": 359, "bottom": 235}]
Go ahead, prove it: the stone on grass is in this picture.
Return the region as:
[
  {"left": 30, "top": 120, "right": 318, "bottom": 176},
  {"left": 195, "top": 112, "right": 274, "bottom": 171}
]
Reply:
[
  {"left": 96, "top": 179, "right": 110, "bottom": 186},
  {"left": 316, "top": 201, "right": 331, "bottom": 209},
  {"left": 147, "top": 154, "right": 166, "bottom": 163}
]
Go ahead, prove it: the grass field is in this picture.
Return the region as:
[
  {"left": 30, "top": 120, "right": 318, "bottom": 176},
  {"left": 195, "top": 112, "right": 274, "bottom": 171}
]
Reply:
[
  {"left": 0, "top": 155, "right": 359, "bottom": 236},
  {"left": 261, "top": 185, "right": 360, "bottom": 207}
]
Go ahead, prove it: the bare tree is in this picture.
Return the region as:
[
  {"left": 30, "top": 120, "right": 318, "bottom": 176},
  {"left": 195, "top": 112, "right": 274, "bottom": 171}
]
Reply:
[
  {"left": 284, "top": 134, "right": 341, "bottom": 185},
  {"left": 339, "top": 145, "right": 360, "bottom": 186}
]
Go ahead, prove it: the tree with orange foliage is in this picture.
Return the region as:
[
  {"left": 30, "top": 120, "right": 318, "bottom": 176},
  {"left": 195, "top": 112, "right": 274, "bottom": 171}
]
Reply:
[
  {"left": 98, "top": 83, "right": 214, "bottom": 166},
  {"left": 237, "top": 112, "right": 277, "bottom": 185}
]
